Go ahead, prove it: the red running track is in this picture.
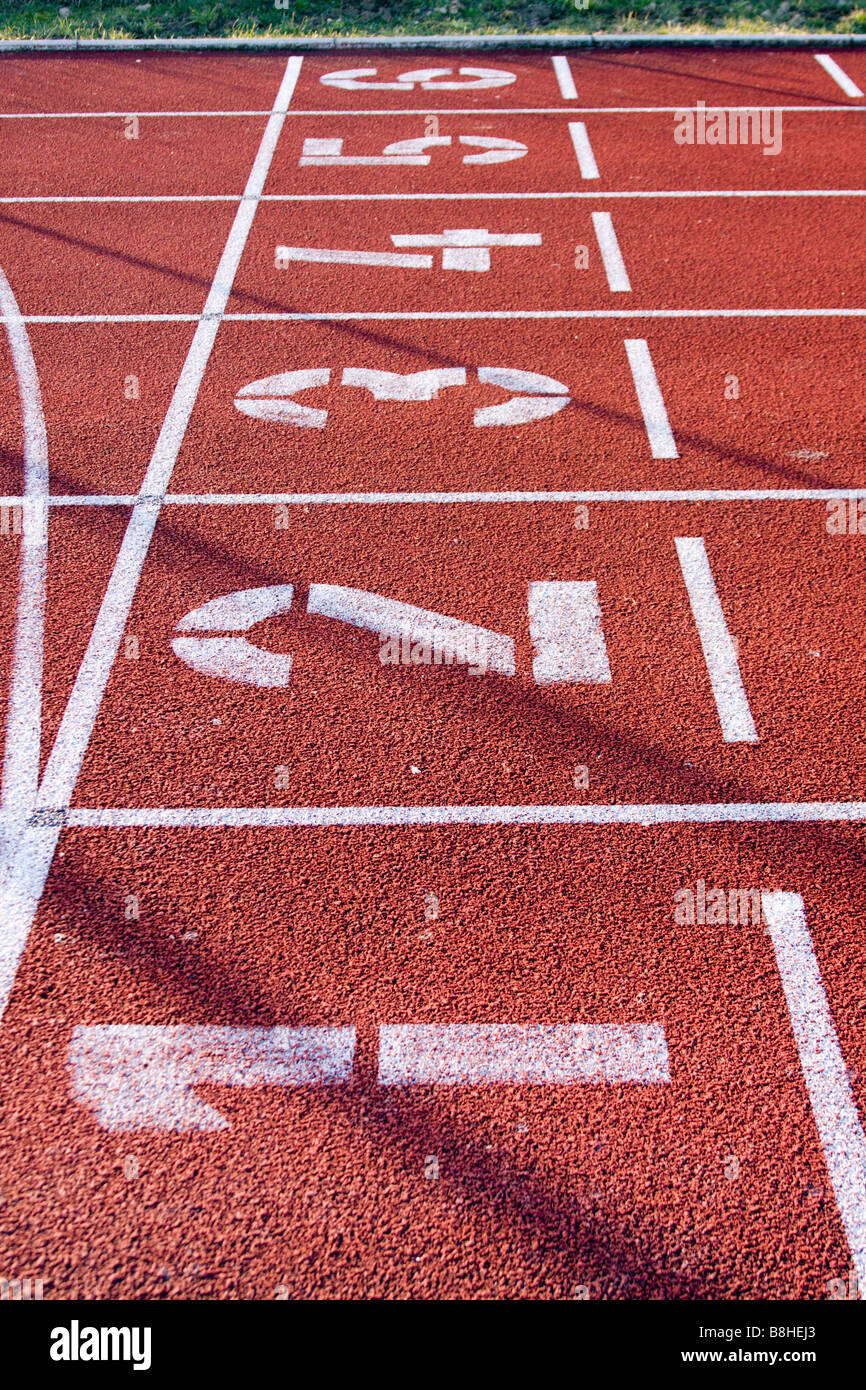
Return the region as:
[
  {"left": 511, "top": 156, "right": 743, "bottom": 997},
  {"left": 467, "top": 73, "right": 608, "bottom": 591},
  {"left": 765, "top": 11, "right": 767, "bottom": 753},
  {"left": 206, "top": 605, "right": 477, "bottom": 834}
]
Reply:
[{"left": 0, "top": 46, "right": 864, "bottom": 1303}]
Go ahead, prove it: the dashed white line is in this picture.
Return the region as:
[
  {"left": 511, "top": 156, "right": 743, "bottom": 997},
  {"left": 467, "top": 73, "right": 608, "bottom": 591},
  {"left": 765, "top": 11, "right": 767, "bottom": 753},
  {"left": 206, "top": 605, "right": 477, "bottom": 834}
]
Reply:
[
  {"left": 591, "top": 210, "right": 631, "bottom": 291},
  {"left": 551, "top": 55, "right": 579, "bottom": 101},
  {"left": 624, "top": 339, "right": 678, "bottom": 459},
  {"left": 814, "top": 53, "right": 864, "bottom": 99},
  {"left": 377, "top": 1024, "right": 670, "bottom": 1086},
  {"left": 675, "top": 536, "right": 758, "bottom": 744},
  {"left": 568, "top": 121, "right": 600, "bottom": 179},
  {"left": 762, "top": 892, "right": 866, "bottom": 1298}
]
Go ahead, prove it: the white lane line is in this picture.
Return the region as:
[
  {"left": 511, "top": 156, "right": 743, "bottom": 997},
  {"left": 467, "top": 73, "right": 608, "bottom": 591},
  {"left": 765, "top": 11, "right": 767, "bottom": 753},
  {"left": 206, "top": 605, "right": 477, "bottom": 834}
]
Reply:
[
  {"left": 5, "top": 189, "right": 866, "bottom": 204},
  {"left": 675, "top": 537, "right": 758, "bottom": 744},
  {"left": 551, "top": 54, "right": 579, "bottom": 101},
  {"left": 60, "top": 802, "right": 866, "bottom": 828},
  {"left": 762, "top": 892, "right": 866, "bottom": 1297},
  {"left": 591, "top": 211, "right": 631, "bottom": 292},
  {"left": 528, "top": 581, "right": 611, "bottom": 684},
  {"left": 378, "top": 1024, "right": 670, "bottom": 1086},
  {"left": 0, "top": 56, "right": 304, "bottom": 1027},
  {"left": 568, "top": 121, "right": 600, "bottom": 179},
  {"left": 1, "top": 105, "right": 861, "bottom": 117},
  {"left": 814, "top": 53, "right": 864, "bottom": 99},
  {"left": 70, "top": 1025, "right": 355, "bottom": 1132},
  {"left": 5, "top": 486, "right": 866, "bottom": 506},
  {"left": 0, "top": 266, "right": 48, "bottom": 819},
  {"left": 4, "top": 309, "right": 866, "bottom": 324},
  {"left": 624, "top": 339, "right": 678, "bottom": 458}
]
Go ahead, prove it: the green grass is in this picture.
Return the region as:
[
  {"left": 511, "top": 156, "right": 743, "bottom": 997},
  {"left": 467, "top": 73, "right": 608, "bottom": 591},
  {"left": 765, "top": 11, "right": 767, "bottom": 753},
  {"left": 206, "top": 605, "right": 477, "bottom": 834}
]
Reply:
[{"left": 0, "top": 0, "right": 865, "bottom": 41}]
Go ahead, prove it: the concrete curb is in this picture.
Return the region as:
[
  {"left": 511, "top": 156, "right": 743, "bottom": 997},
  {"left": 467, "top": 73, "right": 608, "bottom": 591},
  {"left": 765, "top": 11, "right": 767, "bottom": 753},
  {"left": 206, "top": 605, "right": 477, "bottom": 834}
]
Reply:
[{"left": 1, "top": 32, "right": 865, "bottom": 54}]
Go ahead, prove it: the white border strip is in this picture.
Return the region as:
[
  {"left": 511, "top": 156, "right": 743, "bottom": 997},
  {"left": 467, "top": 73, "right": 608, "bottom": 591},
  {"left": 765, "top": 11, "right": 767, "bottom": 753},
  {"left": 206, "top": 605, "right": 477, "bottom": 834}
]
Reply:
[
  {"left": 57, "top": 802, "right": 866, "bottom": 828},
  {"left": 0, "top": 33, "right": 863, "bottom": 50},
  {"left": 0, "top": 56, "right": 304, "bottom": 1026},
  {"left": 763, "top": 892, "right": 866, "bottom": 1296},
  {"left": 0, "top": 265, "right": 48, "bottom": 817}
]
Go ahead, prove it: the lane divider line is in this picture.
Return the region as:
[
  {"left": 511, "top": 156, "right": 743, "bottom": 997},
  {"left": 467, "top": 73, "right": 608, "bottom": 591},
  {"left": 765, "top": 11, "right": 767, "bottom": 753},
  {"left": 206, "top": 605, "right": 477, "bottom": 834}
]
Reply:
[
  {"left": 54, "top": 802, "right": 866, "bottom": 828},
  {"left": 4, "top": 309, "right": 866, "bottom": 325},
  {"left": 624, "top": 338, "right": 678, "bottom": 458},
  {"left": 675, "top": 537, "right": 758, "bottom": 744},
  {"left": 551, "top": 54, "right": 578, "bottom": 101},
  {"left": 2, "top": 105, "right": 865, "bottom": 119},
  {"left": 0, "top": 266, "right": 49, "bottom": 820},
  {"left": 762, "top": 892, "right": 866, "bottom": 1298},
  {"left": 569, "top": 121, "right": 600, "bottom": 179},
  {"left": 378, "top": 1024, "right": 670, "bottom": 1086},
  {"left": 0, "top": 55, "right": 304, "bottom": 1027},
  {"left": 814, "top": 53, "right": 864, "bottom": 99},
  {"left": 69, "top": 1025, "right": 356, "bottom": 1132},
  {"left": 591, "top": 210, "right": 631, "bottom": 292}
]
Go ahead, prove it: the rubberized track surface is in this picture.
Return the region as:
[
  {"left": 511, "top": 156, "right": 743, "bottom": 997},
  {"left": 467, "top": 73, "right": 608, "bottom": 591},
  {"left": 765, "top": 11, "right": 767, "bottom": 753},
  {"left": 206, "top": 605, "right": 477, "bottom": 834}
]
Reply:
[{"left": 0, "top": 45, "right": 865, "bottom": 1302}]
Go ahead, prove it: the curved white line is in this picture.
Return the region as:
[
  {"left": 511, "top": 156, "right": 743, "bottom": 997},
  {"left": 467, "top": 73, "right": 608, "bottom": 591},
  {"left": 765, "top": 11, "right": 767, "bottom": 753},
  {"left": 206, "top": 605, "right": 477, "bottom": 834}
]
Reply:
[{"left": 0, "top": 264, "right": 48, "bottom": 816}]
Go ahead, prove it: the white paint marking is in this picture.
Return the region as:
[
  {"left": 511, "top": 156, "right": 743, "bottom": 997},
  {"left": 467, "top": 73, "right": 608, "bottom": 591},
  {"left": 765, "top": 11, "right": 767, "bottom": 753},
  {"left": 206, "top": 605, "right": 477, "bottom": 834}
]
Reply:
[
  {"left": 27, "top": 487, "right": 866, "bottom": 506},
  {"left": 0, "top": 56, "right": 304, "bottom": 1025},
  {"left": 5, "top": 309, "right": 866, "bottom": 325},
  {"left": 762, "top": 892, "right": 866, "bottom": 1296},
  {"left": 568, "top": 121, "right": 600, "bottom": 179},
  {"left": 377, "top": 1024, "right": 669, "bottom": 1085},
  {"left": 0, "top": 105, "right": 862, "bottom": 118},
  {"left": 624, "top": 338, "right": 678, "bottom": 458},
  {"left": 341, "top": 367, "right": 465, "bottom": 400},
  {"left": 551, "top": 55, "right": 578, "bottom": 101},
  {"left": 814, "top": 53, "right": 864, "bottom": 99},
  {"left": 591, "top": 211, "right": 631, "bottom": 292},
  {"left": 275, "top": 246, "right": 432, "bottom": 268},
  {"left": 475, "top": 366, "right": 569, "bottom": 427},
  {"left": 172, "top": 584, "right": 296, "bottom": 687},
  {"left": 69, "top": 1025, "right": 355, "bottom": 1131},
  {"left": 0, "top": 266, "right": 48, "bottom": 819},
  {"left": 675, "top": 537, "right": 758, "bottom": 744},
  {"left": 176, "top": 585, "right": 295, "bottom": 632},
  {"left": 528, "top": 581, "right": 611, "bottom": 685},
  {"left": 234, "top": 367, "right": 329, "bottom": 427},
  {"left": 5, "top": 187, "right": 866, "bottom": 205},
  {"left": 62, "top": 802, "right": 866, "bottom": 829},
  {"left": 307, "top": 583, "right": 515, "bottom": 676}
]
